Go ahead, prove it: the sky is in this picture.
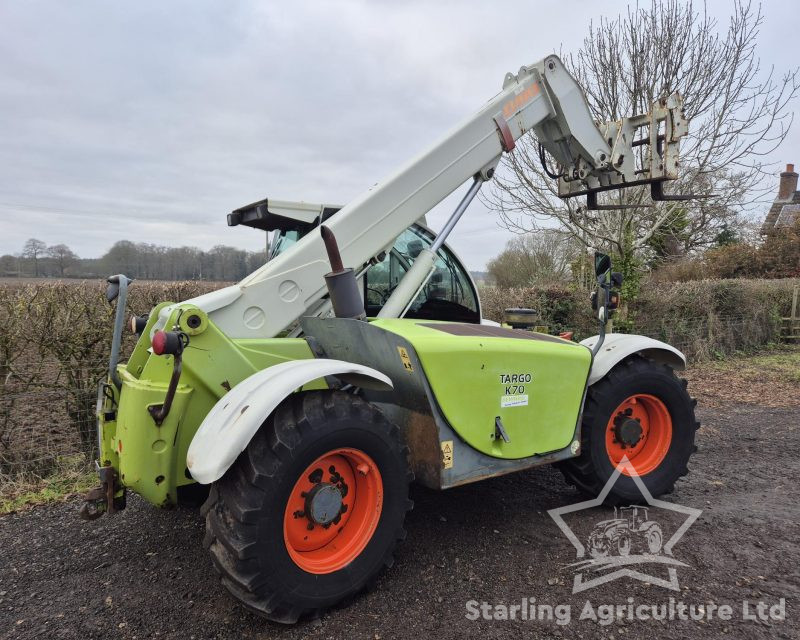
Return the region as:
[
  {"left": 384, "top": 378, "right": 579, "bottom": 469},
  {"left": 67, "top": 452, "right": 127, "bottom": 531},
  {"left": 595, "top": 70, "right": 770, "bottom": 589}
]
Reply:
[{"left": 0, "top": 0, "right": 797, "bottom": 270}]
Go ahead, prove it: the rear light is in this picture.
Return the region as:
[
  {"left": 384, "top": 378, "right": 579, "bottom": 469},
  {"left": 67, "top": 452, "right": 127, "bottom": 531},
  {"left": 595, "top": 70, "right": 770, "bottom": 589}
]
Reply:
[{"left": 152, "top": 330, "right": 185, "bottom": 356}]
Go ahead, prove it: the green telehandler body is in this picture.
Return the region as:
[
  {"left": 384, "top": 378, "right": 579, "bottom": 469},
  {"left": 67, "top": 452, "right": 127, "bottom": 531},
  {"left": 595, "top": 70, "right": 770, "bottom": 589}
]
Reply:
[{"left": 84, "top": 55, "right": 699, "bottom": 623}]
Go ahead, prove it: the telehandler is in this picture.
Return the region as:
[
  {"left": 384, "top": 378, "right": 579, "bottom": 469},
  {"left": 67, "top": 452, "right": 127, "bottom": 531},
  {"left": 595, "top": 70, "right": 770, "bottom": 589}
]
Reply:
[{"left": 86, "top": 55, "right": 699, "bottom": 622}]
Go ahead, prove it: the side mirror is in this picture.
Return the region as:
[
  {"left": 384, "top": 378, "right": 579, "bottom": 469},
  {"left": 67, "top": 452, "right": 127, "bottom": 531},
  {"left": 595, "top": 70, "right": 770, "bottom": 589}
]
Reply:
[
  {"left": 594, "top": 252, "right": 611, "bottom": 278},
  {"left": 106, "top": 275, "right": 121, "bottom": 304},
  {"left": 106, "top": 283, "right": 119, "bottom": 304},
  {"left": 106, "top": 274, "right": 132, "bottom": 304}
]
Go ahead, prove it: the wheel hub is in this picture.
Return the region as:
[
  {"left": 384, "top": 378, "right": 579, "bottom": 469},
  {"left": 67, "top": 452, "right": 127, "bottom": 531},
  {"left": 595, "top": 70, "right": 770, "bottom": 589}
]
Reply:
[
  {"left": 605, "top": 394, "right": 674, "bottom": 477},
  {"left": 305, "top": 483, "right": 343, "bottom": 525},
  {"left": 614, "top": 414, "right": 643, "bottom": 447},
  {"left": 284, "top": 448, "right": 384, "bottom": 574}
]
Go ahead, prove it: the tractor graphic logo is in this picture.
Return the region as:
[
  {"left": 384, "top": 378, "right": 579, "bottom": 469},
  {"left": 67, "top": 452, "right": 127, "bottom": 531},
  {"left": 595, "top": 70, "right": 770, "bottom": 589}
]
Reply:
[
  {"left": 586, "top": 505, "right": 663, "bottom": 558},
  {"left": 548, "top": 457, "right": 702, "bottom": 593}
]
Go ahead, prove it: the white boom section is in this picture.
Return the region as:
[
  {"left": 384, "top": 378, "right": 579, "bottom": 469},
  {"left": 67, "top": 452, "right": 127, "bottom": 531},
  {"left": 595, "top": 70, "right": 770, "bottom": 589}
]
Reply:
[{"left": 161, "top": 55, "right": 613, "bottom": 338}]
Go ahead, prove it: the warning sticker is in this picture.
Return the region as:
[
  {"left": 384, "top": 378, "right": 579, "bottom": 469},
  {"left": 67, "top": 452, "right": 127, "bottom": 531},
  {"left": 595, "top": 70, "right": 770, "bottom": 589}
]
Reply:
[
  {"left": 441, "top": 440, "right": 454, "bottom": 469},
  {"left": 501, "top": 394, "right": 529, "bottom": 408},
  {"left": 397, "top": 346, "right": 414, "bottom": 372}
]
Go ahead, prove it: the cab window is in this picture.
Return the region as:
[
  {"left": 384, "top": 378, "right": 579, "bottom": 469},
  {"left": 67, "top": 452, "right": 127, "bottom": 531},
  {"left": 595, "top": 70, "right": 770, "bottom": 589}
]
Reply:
[
  {"left": 365, "top": 225, "right": 479, "bottom": 323},
  {"left": 269, "top": 230, "right": 301, "bottom": 260}
]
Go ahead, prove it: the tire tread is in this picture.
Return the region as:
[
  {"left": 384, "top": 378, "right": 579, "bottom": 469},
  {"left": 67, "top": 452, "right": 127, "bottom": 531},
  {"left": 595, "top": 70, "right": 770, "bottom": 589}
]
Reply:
[
  {"left": 202, "top": 390, "right": 412, "bottom": 623},
  {"left": 558, "top": 356, "right": 698, "bottom": 505}
]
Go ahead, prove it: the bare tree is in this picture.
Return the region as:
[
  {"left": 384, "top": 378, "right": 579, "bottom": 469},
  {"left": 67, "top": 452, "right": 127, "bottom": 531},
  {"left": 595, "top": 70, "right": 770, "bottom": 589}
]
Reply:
[
  {"left": 46, "top": 244, "right": 78, "bottom": 277},
  {"left": 485, "top": 0, "right": 798, "bottom": 275},
  {"left": 0, "top": 254, "right": 17, "bottom": 277},
  {"left": 22, "top": 238, "right": 47, "bottom": 277},
  {"left": 487, "top": 230, "right": 579, "bottom": 288}
]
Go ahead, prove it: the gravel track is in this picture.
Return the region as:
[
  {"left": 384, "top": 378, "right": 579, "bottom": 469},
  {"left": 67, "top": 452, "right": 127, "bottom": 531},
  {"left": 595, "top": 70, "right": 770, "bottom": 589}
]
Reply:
[{"left": 1, "top": 405, "right": 798, "bottom": 639}]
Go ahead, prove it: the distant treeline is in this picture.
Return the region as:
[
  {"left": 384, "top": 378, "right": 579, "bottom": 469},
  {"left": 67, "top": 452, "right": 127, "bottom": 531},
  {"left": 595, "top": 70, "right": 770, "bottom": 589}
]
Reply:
[{"left": 1, "top": 239, "right": 267, "bottom": 281}]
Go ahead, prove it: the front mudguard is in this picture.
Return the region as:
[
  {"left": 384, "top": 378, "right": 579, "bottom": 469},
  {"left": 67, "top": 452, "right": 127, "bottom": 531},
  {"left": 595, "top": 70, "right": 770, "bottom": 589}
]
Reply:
[{"left": 581, "top": 333, "right": 686, "bottom": 385}]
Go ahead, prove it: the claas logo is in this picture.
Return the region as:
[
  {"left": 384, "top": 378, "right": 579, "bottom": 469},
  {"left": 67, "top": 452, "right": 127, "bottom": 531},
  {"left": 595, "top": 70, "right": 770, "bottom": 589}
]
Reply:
[{"left": 502, "top": 83, "right": 540, "bottom": 119}]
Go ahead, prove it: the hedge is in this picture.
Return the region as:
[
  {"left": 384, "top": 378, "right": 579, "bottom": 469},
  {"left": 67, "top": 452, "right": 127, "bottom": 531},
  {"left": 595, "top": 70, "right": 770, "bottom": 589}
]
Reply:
[
  {"left": 0, "top": 277, "right": 796, "bottom": 480},
  {"left": 480, "top": 278, "right": 799, "bottom": 359}
]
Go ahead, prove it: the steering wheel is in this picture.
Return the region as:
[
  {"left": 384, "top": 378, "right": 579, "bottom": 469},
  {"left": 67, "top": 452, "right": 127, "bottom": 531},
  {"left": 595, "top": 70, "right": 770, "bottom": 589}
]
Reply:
[{"left": 366, "top": 285, "right": 398, "bottom": 305}]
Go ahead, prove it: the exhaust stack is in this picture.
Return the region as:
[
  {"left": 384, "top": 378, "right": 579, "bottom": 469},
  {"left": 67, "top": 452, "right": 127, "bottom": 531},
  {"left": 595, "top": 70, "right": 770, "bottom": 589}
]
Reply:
[{"left": 320, "top": 226, "right": 366, "bottom": 320}]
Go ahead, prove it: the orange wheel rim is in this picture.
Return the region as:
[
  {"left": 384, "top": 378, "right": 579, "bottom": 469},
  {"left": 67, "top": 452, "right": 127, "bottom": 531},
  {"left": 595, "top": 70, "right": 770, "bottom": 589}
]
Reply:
[
  {"left": 283, "top": 448, "right": 383, "bottom": 574},
  {"left": 605, "top": 394, "right": 672, "bottom": 476}
]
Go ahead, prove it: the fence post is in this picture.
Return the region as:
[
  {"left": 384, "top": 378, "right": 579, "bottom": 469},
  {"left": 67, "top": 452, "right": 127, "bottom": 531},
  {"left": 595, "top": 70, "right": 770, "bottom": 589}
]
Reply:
[{"left": 782, "top": 284, "right": 800, "bottom": 343}]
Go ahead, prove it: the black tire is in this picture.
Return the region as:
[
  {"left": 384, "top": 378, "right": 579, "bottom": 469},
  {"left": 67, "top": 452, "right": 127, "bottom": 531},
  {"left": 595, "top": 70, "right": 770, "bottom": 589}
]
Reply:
[
  {"left": 558, "top": 356, "right": 699, "bottom": 504},
  {"left": 202, "top": 390, "right": 413, "bottom": 623},
  {"left": 177, "top": 482, "right": 210, "bottom": 507}
]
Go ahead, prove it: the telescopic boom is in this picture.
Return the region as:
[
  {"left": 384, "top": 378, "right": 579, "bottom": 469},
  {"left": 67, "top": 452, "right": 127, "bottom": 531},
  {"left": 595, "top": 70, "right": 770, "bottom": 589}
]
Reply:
[{"left": 159, "top": 55, "right": 686, "bottom": 338}]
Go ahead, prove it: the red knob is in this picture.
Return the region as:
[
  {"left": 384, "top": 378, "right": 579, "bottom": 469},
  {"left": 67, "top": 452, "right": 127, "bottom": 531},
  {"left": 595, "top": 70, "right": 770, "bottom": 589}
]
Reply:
[
  {"left": 152, "top": 330, "right": 168, "bottom": 355},
  {"left": 152, "top": 330, "right": 184, "bottom": 356}
]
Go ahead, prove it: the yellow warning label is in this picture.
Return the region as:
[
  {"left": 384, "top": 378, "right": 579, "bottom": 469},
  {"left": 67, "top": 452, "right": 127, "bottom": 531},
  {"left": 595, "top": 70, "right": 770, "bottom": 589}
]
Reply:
[
  {"left": 441, "top": 440, "right": 454, "bottom": 469},
  {"left": 397, "top": 346, "right": 414, "bottom": 372}
]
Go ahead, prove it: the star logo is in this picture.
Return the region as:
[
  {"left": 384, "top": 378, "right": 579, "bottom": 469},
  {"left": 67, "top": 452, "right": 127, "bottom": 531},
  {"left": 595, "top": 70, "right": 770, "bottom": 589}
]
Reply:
[{"left": 548, "top": 457, "right": 702, "bottom": 593}]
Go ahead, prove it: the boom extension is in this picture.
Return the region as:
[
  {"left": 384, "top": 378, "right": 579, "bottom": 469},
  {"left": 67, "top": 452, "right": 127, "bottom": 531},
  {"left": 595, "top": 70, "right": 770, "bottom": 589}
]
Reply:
[{"left": 162, "top": 55, "right": 687, "bottom": 338}]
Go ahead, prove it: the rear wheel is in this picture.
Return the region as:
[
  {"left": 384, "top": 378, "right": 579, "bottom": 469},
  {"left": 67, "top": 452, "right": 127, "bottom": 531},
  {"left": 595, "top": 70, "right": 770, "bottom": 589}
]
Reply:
[
  {"left": 559, "top": 356, "right": 698, "bottom": 504},
  {"left": 202, "top": 390, "right": 413, "bottom": 623}
]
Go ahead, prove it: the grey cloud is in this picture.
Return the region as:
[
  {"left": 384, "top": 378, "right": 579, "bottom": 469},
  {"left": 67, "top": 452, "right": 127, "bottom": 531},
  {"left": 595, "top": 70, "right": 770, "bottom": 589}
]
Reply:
[{"left": 0, "top": 0, "right": 796, "bottom": 269}]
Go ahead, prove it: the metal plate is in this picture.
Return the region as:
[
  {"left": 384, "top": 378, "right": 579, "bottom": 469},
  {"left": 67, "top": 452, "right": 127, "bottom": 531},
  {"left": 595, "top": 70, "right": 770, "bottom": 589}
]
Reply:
[{"left": 301, "top": 317, "right": 582, "bottom": 490}]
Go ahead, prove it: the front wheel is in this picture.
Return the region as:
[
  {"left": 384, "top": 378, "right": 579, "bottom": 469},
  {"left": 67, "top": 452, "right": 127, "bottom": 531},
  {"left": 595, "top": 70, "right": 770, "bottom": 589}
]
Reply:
[
  {"left": 558, "top": 356, "right": 699, "bottom": 504},
  {"left": 202, "top": 390, "right": 413, "bottom": 623},
  {"left": 617, "top": 533, "right": 631, "bottom": 556},
  {"left": 588, "top": 533, "right": 610, "bottom": 558},
  {"left": 643, "top": 523, "right": 664, "bottom": 554}
]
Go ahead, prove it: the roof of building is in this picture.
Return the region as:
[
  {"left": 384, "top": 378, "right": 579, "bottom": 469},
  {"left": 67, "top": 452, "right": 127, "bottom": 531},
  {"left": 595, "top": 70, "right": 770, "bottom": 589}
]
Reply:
[
  {"left": 762, "top": 191, "right": 800, "bottom": 233},
  {"left": 775, "top": 204, "right": 800, "bottom": 227}
]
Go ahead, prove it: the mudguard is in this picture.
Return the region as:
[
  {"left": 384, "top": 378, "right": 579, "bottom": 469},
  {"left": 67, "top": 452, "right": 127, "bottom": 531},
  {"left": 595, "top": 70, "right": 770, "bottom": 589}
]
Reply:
[
  {"left": 581, "top": 333, "right": 686, "bottom": 386},
  {"left": 187, "top": 359, "right": 393, "bottom": 484}
]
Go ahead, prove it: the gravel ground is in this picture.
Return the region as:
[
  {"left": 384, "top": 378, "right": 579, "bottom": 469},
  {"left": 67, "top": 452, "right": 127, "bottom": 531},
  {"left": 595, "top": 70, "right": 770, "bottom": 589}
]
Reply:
[{"left": 2, "top": 404, "right": 798, "bottom": 639}]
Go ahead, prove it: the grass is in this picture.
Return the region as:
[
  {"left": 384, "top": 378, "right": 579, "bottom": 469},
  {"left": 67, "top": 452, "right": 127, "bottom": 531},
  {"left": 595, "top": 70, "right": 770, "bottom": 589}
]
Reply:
[
  {"left": 684, "top": 344, "right": 800, "bottom": 408},
  {"left": 0, "top": 456, "right": 96, "bottom": 515},
  {"left": 699, "top": 344, "right": 800, "bottom": 382},
  {"left": 737, "top": 348, "right": 800, "bottom": 384}
]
